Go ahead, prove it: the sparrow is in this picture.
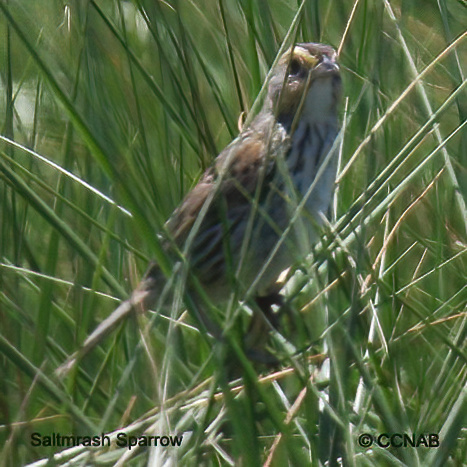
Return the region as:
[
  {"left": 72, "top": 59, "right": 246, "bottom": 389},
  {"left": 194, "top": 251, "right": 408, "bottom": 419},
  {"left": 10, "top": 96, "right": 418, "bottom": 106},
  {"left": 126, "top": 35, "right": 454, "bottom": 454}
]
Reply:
[{"left": 57, "top": 42, "right": 341, "bottom": 373}]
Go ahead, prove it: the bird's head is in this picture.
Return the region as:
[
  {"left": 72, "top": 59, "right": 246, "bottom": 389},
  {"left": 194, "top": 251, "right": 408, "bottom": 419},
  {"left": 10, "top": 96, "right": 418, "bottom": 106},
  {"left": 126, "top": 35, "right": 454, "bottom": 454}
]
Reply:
[{"left": 267, "top": 43, "right": 341, "bottom": 130}]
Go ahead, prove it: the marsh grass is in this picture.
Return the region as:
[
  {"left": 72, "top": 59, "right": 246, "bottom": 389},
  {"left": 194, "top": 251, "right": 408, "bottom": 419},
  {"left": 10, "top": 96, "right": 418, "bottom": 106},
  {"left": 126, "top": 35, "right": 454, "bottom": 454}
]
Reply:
[{"left": 0, "top": 0, "right": 466, "bottom": 465}]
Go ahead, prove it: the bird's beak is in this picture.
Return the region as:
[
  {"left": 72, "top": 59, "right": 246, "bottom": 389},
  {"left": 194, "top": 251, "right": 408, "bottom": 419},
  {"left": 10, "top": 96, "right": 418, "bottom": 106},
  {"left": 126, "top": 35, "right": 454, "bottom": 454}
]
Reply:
[{"left": 315, "top": 55, "right": 340, "bottom": 77}]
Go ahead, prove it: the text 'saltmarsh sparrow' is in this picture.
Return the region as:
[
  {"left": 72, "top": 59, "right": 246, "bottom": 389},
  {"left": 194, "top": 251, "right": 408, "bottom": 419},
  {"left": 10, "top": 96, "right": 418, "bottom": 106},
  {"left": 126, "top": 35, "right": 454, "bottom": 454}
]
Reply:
[{"left": 59, "top": 43, "right": 341, "bottom": 371}]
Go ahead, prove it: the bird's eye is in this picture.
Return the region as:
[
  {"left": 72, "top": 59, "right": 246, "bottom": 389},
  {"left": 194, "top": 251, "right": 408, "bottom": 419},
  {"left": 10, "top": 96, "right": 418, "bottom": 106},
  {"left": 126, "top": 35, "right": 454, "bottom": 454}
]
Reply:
[{"left": 288, "top": 58, "right": 302, "bottom": 77}]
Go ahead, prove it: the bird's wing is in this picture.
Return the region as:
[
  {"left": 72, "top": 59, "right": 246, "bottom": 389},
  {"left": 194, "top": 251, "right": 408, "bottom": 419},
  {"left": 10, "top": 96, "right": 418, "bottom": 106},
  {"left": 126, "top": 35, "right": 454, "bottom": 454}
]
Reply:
[{"left": 167, "top": 128, "right": 283, "bottom": 246}]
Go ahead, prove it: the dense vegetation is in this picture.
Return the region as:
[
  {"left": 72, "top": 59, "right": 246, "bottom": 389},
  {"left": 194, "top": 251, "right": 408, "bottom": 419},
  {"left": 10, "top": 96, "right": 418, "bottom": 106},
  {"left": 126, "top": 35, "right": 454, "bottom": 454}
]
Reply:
[{"left": 1, "top": 1, "right": 465, "bottom": 465}]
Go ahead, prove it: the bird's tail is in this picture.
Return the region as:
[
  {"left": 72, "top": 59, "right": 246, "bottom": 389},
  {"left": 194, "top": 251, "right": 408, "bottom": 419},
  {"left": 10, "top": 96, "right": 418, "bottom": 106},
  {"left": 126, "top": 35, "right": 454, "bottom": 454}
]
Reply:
[{"left": 55, "top": 281, "right": 154, "bottom": 378}]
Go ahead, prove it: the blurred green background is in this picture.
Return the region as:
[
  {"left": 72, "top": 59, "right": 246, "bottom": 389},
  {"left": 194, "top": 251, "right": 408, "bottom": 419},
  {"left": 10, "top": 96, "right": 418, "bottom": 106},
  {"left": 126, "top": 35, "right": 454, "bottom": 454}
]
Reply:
[{"left": 0, "top": 0, "right": 466, "bottom": 465}]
